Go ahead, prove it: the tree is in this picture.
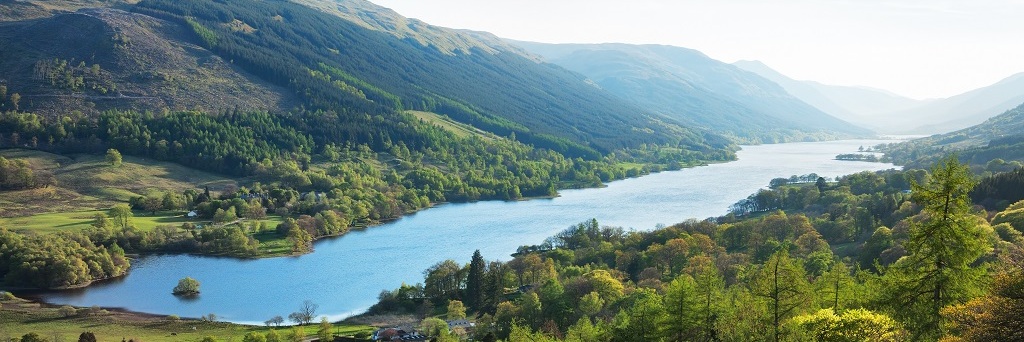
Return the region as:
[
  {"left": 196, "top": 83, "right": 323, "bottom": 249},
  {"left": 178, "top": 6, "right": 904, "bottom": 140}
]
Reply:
[
  {"left": 77, "top": 332, "right": 97, "bottom": 342},
  {"left": 20, "top": 333, "right": 46, "bottom": 342},
  {"left": 266, "top": 315, "right": 284, "bottom": 327},
  {"left": 752, "top": 251, "right": 812, "bottom": 342},
  {"left": 287, "top": 226, "right": 312, "bottom": 254},
  {"left": 10, "top": 93, "right": 19, "bottom": 111},
  {"left": 882, "top": 156, "right": 989, "bottom": 339},
  {"left": 292, "top": 299, "right": 318, "bottom": 325},
  {"left": 109, "top": 203, "right": 134, "bottom": 229},
  {"left": 942, "top": 270, "right": 1024, "bottom": 341},
  {"left": 816, "top": 177, "right": 828, "bottom": 195},
  {"left": 172, "top": 276, "right": 200, "bottom": 296},
  {"left": 420, "top": 317, "right": 450, "bottom": 337},
  {"left": 612, "top": 288, "right": 666, "bottom": 342},
  {"left": 466, "top": 250, "right": 486, "bottom": 309},
  {"left": 662, "top": 275, "right": 702, "bottom": 341},
  {"left": 317, "top": 317, "right": 333, "bottom": 342},
  {"left": 424, "top": 259, "right": 464, "bottom": 301},
  {"left": 447, "top": 299, "right": 467, "bottom": 319},
  {"left": 106, "top": 148, "right": 122, "bottom": 167}
]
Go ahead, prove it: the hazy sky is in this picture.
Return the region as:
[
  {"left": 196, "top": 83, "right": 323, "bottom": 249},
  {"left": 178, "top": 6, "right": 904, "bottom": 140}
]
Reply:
[{"left": 370, "top": 0, "right": 1024, "bottom": 100}]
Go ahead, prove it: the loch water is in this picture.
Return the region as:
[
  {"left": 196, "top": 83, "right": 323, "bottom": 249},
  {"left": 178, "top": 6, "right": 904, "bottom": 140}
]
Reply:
[{"left": 28, "top": 140, "right": 897, "bottom": 324}]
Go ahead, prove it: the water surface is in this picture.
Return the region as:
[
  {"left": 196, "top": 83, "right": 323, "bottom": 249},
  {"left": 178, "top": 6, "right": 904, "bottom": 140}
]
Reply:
[{"left": 30, "top": 140, "right": 896, "bottom": 324}]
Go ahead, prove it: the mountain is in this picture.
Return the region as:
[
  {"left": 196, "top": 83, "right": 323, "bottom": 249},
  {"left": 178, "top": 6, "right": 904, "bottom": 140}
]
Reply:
[
  {"left": 734, "top": 60, "right": 1024, "bottom": 135},
  {"left": 884, "top": 102, "right": 1024, "bottom": 168},
  {"left": 509, "top": 42, "right": 872, "bottom": 144},
  {"left": 0, "top": 0, "right": 732, "bottom": 160},
  {"left": 733, "top": 60, "right": 923, "bottom": 129},
  {"left": 887, "top": 73, "right": 1024, "bottom": 134}
]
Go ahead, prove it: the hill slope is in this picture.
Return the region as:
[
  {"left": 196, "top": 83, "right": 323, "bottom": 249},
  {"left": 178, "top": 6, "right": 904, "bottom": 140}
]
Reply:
[
  {"left": 126, "top": 0, "right": 729, "bottom": 157},
  {"left": 510, "top": 42, "right": 871, "bottom": 143},
  {"left": 0, "top": 7, "right": 299, "bottom": 116},
  {"left": 0, "top": 0, "right": 732, "bottom": 160}
]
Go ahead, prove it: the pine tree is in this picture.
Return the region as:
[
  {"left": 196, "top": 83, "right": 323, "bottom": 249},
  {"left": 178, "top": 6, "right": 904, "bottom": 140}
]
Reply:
[{"left": 466, "top": 249, "right": 486, "bottom": 310}]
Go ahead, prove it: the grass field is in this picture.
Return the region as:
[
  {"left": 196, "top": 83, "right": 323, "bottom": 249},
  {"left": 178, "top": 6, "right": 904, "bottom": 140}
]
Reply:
[
  {"left": 408, "top": 110, "right": 495, "bottom": 140},
  {"left": 0, "top": 149, "right": 238, "bottom": 217},
  {"left": 0, "top": 295, "right": 373, "bottom": 342}
]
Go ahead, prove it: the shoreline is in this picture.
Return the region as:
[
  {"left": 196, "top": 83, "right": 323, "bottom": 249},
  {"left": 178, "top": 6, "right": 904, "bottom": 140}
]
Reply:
[{"left": 5, "top": 157, "right": 733, "bottom": 322}]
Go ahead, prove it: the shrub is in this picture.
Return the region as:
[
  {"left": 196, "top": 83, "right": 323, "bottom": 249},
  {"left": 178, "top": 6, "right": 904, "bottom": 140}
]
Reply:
[
  {"left": 168, "top": 314, "right": 181, "bottom": 321},
  {"left": 58, "top": 305, "right": 77, "bottom": 317}
]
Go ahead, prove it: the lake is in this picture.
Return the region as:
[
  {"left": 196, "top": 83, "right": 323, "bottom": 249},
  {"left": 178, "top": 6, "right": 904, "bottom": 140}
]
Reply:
[{"left": 28, "top": 140, "right": 897, "bottom": 324}]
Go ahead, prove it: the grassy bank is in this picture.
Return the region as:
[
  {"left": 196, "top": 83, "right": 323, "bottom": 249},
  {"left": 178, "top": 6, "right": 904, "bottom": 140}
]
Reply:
[
  {"left": 0, "top": 294, "right": 373, "bottom": 342},
  {"left": 0, "top": 149, "right": 236, "bottom": 217}
]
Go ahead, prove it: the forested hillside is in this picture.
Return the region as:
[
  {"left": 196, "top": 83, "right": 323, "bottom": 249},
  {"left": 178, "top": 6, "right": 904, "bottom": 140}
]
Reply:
[
  {"left": 511, "top": 42, "right": 871, "bottom": 144},
  {"left": 373, "top": 158, "right": 1024, "bottom": 342}
]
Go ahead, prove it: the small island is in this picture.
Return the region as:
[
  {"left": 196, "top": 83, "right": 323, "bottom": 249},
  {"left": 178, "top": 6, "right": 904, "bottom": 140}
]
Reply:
[{"left": 172, "top": 276, "right": 201, "bottom": 296}]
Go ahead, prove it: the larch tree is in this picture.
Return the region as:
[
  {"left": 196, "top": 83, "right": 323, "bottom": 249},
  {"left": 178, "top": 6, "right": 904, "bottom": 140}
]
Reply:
[
  {"left": 882, "top": 156, "right": 990, "bottom": 340},
  {"left": 662, "top": 274, "right": 702, "bottom": 341},
  {"left": 752, "top": 250, "right": 812, "bottom": 342}
]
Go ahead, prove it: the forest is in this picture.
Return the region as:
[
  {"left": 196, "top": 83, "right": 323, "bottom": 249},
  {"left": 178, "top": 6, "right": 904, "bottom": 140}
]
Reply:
[{"left": 370, "top": 157, "right": 1024, "bottom": 342}]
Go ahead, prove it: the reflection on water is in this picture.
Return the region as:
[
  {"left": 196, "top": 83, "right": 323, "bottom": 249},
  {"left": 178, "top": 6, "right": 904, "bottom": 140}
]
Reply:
[{"left": 25, "top": 140, "right": 898, "bottom": 323}]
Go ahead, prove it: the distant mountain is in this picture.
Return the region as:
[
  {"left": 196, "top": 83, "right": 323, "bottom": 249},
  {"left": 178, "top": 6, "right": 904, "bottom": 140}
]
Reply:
[
  {"left": 887, "top": 73, "right": 1024, "bottom": 134},
  {"left": 511, "top": 42, "right": 871, "bottom": 144},
  {"left": 733, "top": 60, "right": 922, "bottom": 129},
  {"left": 734, "top": 60, "right": 1024, "bottom": 135},
  {"left": 884, "top": 102, "right": 1024, "bottom": 168}
]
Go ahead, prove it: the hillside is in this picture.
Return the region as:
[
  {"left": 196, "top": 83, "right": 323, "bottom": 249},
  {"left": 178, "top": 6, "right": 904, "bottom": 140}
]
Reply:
[
  {"left": 735, "top": 60, "right": 1024, "bottom": 135},
  {"left": 510, "top": 42, "right": 872, "bottom": 143},
  {"left": 0, "top": 0, "right": 733, "bottom": 160},
  {"left": 129, "top": 0, "right": 730, "bottom": 158},
  {"left": 883, "top": 102, "right": 1024, "bottom": 168},
  {"left": 0, "top": 7, "right": 299, "bottom": 117}
]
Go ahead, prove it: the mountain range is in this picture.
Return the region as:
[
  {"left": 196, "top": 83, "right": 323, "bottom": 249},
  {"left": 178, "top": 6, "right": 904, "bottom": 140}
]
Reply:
[
  {"left": 511, "top": 42, "right": 870, "bottom": 143},
  {"left": 735, "top": 60, "right": 1024, "bottom": 135}
]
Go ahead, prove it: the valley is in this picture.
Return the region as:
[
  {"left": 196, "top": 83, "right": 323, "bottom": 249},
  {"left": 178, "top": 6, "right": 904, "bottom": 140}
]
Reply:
[{"left": 1, "top": 0, "right": 1024, "bottom": 341}]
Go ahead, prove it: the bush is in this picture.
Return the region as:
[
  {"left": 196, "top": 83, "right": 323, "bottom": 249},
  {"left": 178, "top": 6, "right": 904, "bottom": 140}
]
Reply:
[
  {"left": 58, "top": 305, "right": 77, "bottom": 317},
  {"left": 1, "top": 292, "right": 15, "bottom": 300},
  {"left": 168, "top": 314, "right": 181, "bottom": 321}
]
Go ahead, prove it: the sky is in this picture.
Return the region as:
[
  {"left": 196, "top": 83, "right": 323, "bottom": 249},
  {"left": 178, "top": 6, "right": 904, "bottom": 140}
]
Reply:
[{"left": 370, "top": 0, "right": 1024, "bottom": 100}]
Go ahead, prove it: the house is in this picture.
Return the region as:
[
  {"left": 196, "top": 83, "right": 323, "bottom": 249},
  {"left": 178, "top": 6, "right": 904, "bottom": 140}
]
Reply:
[
  {"left": 446, "top": 319, "right": 475, "bottom": 332},
  {"left": 371, "top": 328, "right": 429, "bottom": 341},
  {"left": 187, "top": 211, "right": 198, "bottom": 219}
]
